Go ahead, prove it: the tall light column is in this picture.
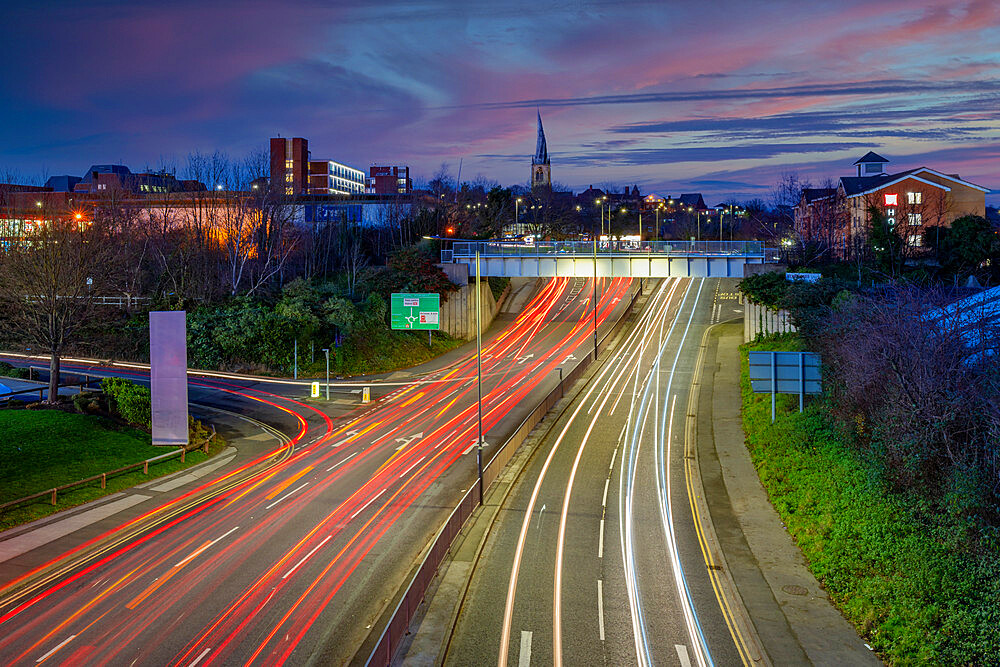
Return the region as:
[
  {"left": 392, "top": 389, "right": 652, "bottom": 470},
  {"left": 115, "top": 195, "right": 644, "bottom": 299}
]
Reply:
[
  {"left": 475, "top": 249, "right": 484, "bottom": 506},
  {"left": 592, "top": 235, "right": 598, "bottom": 360}
]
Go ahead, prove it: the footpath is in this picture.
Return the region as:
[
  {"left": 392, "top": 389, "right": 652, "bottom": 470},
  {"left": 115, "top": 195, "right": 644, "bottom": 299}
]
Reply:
[
  {"left": 399, "top": 320, "right": 878, "bottom": 666},
  {"left": 0, "top": 403, "right": 287, "bottom": 589}
]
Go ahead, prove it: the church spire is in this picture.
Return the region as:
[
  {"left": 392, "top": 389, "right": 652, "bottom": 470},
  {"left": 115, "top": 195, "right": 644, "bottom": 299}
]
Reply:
[
  {"left": 531, "top": 110, "right": 551, "bottom": 190},
  {"left": 533, "top": 110, "right": 549, "bottom": 166}
]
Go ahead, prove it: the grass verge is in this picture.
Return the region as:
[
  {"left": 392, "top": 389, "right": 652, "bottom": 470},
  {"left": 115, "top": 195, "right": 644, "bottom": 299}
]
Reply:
[
  {"left": 741, "top": 334, "right": 1000, "bottom": 665},
  {"left": 302, "top": 330, "right": 466, "bottom": 378},
  {"left": 0, "top": 410, "right": 226, "bottom": 532}
]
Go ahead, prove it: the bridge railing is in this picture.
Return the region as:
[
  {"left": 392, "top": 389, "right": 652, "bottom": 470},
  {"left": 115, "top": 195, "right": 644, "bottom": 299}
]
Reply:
[{"left": 449, "top": 239, "right": 765, "bottom": 258}]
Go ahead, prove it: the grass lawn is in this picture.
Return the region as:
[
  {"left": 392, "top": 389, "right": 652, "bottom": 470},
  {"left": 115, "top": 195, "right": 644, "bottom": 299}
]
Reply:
[
  {"left": 741, "top": 335, "right": 1000, "bottom": 664},
  {"left": 0, "top": 409, "right": 224, "bottom": 531}
]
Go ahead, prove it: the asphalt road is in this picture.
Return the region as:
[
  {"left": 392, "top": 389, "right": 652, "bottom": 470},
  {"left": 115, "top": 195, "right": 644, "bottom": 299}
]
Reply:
[
  {"left": 0, "top": 276, "right": 636, "bottom": 666},
  {"left": 446, "top": 277, "right": 747, "bottom": 667}
]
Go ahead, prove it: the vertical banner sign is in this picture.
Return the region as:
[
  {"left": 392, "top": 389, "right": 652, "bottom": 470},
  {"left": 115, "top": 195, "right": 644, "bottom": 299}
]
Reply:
[{"left": 150, "top": 311, "right": 189, "bottom": 446}]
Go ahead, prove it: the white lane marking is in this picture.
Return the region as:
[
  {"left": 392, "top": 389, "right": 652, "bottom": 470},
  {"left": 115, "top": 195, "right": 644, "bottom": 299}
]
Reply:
[
  {"left": 175, "top": 526, "right": 240, "bottom": 568},
  {"left": 327, "top": 452, "right": 356, "bottom": 471},
  {"left": 609, "top": 446, "right": 618, "bottom": 471},
  {"left": 597, "top": 580, "right": 606, "bottom": 641},
  {"left": 598, "top": 519, "right": 605, "bottom": 558},
  {"left": 282, "top": 535, "right": 332, "bottom": 579},
  {"left": 602, "top": 478, "right": 610, "bottom": 507},
  {"left": 498, "top": 280, "right": 666, "bottom": 667},
  {"left": 676, "top": 644, "right": 692, "bottom": 667},
  {"left": 36, "top": 634, "right": 76, "bottom": 662},
  {"left": 188, "top": 647, "right": 211, "bottom": 667},
  {"left": 350, "top": 488, "right": 386, "bottom": 520},
  {"left": 265, "top": 482, "right": 309, "bottom": 510},
  {"left": 518, "top": 631, "right": 532, "bottom": 667},
  {"left": 461, "top": 441, "right": 476, "bottom": 456},
  {"left": 399, "top": 456, "right": 425, "bottom": 479}
]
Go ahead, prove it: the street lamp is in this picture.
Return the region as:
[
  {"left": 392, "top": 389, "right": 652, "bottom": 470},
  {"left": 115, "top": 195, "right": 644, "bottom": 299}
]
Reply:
[
  {"left": 474, "top": 250, "right": 484, "bottom": 506},
  {"left": 321, "top": 348, "right": 330, "bottom": 400},
  {"left": 515, "top": 197, "right": 522, "bottom": 235}
]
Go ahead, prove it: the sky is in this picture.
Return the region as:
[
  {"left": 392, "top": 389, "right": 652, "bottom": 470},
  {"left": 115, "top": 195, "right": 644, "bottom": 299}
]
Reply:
[{"left": 1, "top": 0, "right": 998, "bottom": 206}]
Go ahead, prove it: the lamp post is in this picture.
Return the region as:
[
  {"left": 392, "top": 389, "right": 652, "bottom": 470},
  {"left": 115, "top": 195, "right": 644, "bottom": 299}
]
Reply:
[
  {"left": 475, "top": 250, "right": 484, "bottom": 506},
  {"left": 514, "top": 197, "right": 522, "bottom": 236},
  {"left": 592, "top": 230, "right": 599, "bottom": 360},
  {"left": 322, "top": 348, "right": 330, "bottom": 400}
]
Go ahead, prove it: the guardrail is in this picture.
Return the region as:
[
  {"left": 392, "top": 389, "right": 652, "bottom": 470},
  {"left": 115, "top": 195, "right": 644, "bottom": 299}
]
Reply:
[
  {"left": 23, "top": 295, "right": 150, "bottom": 307},
  {"left": 365, "top": 280, "right": 644, "bottom": 665},
  {"left": 0, "top": 371, "right": 102, "bottom": 402},
  {"left": 0, "top": 426, "right": 216, "bottom": 515},
  {"left": 449, "top": 239, "right": 766, "bottom": 259}
]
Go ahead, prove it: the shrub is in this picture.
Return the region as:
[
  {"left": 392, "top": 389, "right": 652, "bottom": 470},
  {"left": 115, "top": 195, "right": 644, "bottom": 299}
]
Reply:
[
  {"left": 0, "top": 362, "right": 30, "bottom": 379},
  {"left": 100, "top": 377, "right": 151, "bottom": 428}
]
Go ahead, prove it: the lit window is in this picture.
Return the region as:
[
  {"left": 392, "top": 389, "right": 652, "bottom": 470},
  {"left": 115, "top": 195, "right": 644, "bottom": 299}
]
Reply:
[
  {"left": 285, "top": 187, "right": 293, "bottom": 195},
  {"left": 285, "top": 173, "right": 294, "bottom": 182},
  {"left": 907, "top": 234, "right": 922, "bottom": 247},
  {"left": 908, "top": 213, "right": 922, "bottom": 225},
  {"left": 907, "top": 192, "right": 922, "bottom": 204},
  {"left": 285, "top": 160, "right": 293, "bottom": 169},
  {"left": 884, "top": 193, "right": 898, "bottom": 206}
]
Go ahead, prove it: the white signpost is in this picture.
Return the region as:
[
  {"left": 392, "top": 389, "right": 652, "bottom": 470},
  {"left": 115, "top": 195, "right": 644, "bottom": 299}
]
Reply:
[{"left": 150, "top": 311, "right": 189, "bottom": 446}]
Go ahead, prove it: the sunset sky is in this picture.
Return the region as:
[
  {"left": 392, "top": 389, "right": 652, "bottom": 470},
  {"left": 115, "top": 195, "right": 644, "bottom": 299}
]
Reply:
[{"left": 2, "top": 0, "right": 998, "bottom": 205}]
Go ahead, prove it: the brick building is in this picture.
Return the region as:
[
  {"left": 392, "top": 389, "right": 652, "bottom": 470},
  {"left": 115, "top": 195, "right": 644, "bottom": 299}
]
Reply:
[
  {"left": 308, "top": 159, "right": 366, "bottom": 195},
  {"left": 269, "top": 137, "right": 310, "bottom": 195},
  {"left": 795, "top": 152, "right": 989, "bottom": 257},
  {"left": 366, "top": 166, "right": 412, "bottom": 195}
]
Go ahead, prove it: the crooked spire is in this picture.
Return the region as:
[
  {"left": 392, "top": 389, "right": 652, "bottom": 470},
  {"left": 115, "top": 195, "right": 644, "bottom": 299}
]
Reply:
[{"left": 533, "top": 110, "right": 549, "bottom": 165}]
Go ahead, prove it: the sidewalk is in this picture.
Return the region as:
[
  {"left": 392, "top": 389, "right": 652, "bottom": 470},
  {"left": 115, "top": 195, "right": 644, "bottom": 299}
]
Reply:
[
  {"left": 0, "top": 404, "right": 286, "bottom": 589},
  {"left": 698, "top": 322, "right": 879, "bottom": 666}
]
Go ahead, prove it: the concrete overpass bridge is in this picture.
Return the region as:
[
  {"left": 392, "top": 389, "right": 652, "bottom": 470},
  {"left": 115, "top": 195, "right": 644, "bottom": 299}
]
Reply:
[{"left": 442, "top": 240, "right": 771, "bottom": 278}]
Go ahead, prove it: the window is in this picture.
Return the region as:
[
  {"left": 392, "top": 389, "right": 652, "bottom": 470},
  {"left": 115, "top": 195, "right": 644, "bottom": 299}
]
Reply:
[
  {"left": 908, "top": 213, "right": 922, "bottom": 225},
  {"left": 285, "top": 173, "right": 294, "bottom": 183},
  {"left": 907, "top": 234, "right": 922, "bottom": 247},
  {"left": 285, "top": 160, "right": 293, "bottom": 169},
  {"left": 285, "top": 187, "right": 293, "bottom": 195},
  {"left": 907, "top": 192, "right": 922, "bottom": 205}
]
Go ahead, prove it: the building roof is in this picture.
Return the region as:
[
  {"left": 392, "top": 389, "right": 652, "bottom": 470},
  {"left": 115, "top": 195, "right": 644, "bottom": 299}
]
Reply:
[
  {"left": 532, "top": 111, "right": 549, "bottom": 166},
  {"left": 677, "top": 193, "right": 707, "bottom": 209},
  {"left": 853, "top": 151, "right": 889, "bottom": 165},
  {"left": 802, "top": 187, "right": 836, "bottom": 203},
  {"left": 80, "top": 164, "right": 132, "bottom": 184},
  {"left": 839, "top": 166, "right": 991, "bottom": 198}
]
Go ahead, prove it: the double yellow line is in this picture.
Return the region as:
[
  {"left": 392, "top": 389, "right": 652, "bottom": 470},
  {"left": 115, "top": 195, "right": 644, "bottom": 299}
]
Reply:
[{"left": 683, "top": 324, "right": 763, "bottom": 666}]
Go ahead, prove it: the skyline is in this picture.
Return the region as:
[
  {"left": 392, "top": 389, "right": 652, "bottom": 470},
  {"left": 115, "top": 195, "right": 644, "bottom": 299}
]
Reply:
[{"left": 1, "top": 0, "right": 998, "bottom": 205}]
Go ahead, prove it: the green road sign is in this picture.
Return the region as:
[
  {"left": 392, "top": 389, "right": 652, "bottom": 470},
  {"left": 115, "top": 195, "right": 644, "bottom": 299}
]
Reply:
[{"left": 391, "top": 293, "right": 440, "bottom": 330}]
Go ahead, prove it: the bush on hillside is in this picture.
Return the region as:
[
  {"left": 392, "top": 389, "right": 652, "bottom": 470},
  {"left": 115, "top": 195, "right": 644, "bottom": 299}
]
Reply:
[{"left": 100, "top": 377, "right": 151, "bottom": 428}]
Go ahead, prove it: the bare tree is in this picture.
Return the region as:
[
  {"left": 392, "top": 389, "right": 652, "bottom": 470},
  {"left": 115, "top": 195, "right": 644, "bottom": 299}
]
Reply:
[{"left": 0, "top": 213, "right": 116, "bottom": 401}]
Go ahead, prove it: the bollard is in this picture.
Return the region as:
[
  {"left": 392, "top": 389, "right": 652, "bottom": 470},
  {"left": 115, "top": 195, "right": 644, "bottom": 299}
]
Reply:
[
  {"left": 143, "top": 460, "right": 149, "bottom": 475},
  {"left": 101, "top": 473, "right": 106, "bottom": 489},
  {"left": 180, "top": 447, "right": 185, "bottom": 463},
  {"left": 51, "top": 488, "right": 57, "bottom": 505}
]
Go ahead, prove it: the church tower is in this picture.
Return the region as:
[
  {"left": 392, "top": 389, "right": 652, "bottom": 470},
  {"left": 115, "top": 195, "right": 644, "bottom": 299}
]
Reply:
[{"left": 531, "top": 111, "right": 551, "bottom": 190}]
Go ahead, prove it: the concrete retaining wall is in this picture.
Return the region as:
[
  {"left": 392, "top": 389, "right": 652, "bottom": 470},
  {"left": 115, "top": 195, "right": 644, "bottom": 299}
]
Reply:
[
  {"left": 439, "top": 280, "right": 500, "bottom": 340},
  {"left": 744, "top": 299, "right": 796, "bottom": 342}
]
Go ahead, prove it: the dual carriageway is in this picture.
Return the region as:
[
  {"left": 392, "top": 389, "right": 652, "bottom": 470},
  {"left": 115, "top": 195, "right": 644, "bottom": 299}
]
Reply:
[{"left": 0, "top": 242, "right": 765, "bottom": 665}]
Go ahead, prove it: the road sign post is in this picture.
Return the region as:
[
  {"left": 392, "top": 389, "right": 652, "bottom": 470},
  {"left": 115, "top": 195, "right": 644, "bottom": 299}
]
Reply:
[{"left": 748, "top": 350, "right": 821, "bottom": 423}]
